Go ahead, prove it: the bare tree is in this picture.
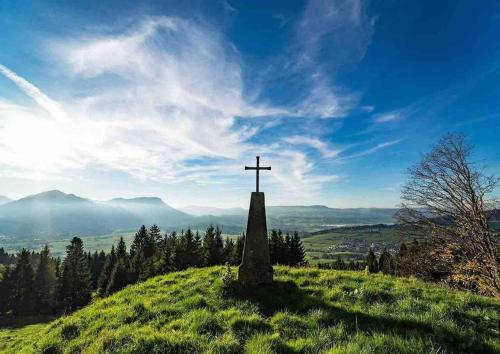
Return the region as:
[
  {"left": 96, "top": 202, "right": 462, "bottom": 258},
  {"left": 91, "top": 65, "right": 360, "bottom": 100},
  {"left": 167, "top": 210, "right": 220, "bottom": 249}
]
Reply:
[{"left": 396, "top": 133, "right": 499, "bottom": 296}]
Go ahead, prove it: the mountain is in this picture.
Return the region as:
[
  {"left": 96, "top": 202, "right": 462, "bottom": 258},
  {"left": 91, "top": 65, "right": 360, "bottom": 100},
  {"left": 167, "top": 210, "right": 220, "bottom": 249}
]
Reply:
[
  {"left": 4, "top": 267, "right": 497, "bottom": 353},
  {"left": 0, "top": 191, "right": 400, "bottom": 239},
  {"left": 0, "top": 190, "right": 141, "bottom": 239},
  {"left": 180, "top": 205, "right": 246, "bottom": 217},
  {"left": 107, "top": 197, "right": 192, "bottom": 226},
  {"left": 0, "top": 196, "right": 11, "bottom": 205},
  {"left": 184, "top": 205, "right": 398, "bottom": 233}
]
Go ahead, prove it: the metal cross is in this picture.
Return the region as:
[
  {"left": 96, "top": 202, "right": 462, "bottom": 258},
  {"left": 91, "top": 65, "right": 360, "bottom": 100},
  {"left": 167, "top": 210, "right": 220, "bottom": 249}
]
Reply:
[{"left": 245, "top": 156, "right": 271, "bottom": 193}]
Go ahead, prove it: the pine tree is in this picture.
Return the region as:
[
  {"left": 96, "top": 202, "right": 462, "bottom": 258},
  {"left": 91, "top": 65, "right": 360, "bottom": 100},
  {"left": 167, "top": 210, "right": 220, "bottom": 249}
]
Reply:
[
  {"left": 194, "top": 231, "right": 204, "bottom": 266},
  {"left": 56, "top": 237, "right": 92, "bottom": 313},
  {"left": 11, "top": 249, "right": 35, "bottom": 315},
  {"left": 89, "top": 250, "right": 106, "bottom": 289},
  {"left": 131, "top": 225, "right": 159, "bottom": 280},
  {"left": 98, "top": 245, "right": 116, "bottom": 294},
  {"left": 106, "top": 258, "right": 129, "bottom": 294},
  {"left": 130, "top": 225, "right": 148, "bottom": 258},
  {"left": 213, "top": 226, "right": 225, "bottom": 265},
  {"left": 289, "top": 232, "right": 306, "bottom": 266},
  {"left": 202, "top": 225, "right": 216, "bottom": 265},
  {"left": 223, "top": 238, "right": 236, "bottom": 264},
  {"left": 116, "top": 236, "right": 128, "bottom": 259},
  {"left": 149, "top": 224, "right": 162, "bottom": 247},
  {"left": 366, "top": 249, "right": 379, "bottom": 273},
  {"left": 269, "top": 229, "right": 281, "bottom": 264},
  {"left": 176, "top": 229, "right": 202, "bottom": 269},
  {"left": 106, "top": 237, "right": 130, "bottom": 294},
  {"left": 161, "top": 232, "right": 175, "bottom": 272},
  {"left": 0, "top": 266, "right": 12, "bottom": 315},
  {"left": 235, "top": 233, "right": 245, "bottom": 265},
  {"left": 33, "top": 245, "right": 56, "bottom": 314}
]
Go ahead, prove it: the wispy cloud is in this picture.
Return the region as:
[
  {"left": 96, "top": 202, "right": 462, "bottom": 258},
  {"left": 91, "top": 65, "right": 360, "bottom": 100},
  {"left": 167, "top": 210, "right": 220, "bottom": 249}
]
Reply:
[
  {"left": 288, "top": 0, "right": 375, "bottom": 119},
  {"left": 339, "top": 140, "right": 401, "bottom": 161},
  {"left": 0, "top": 64, "right": 67, "bottom": 122},
  {"left": 373, "top": 111, "right": 401, "bottom": 123},
  {"left": 0, "top": 16, "right": 339, "bottom": 200},
  {"left": 283, "top": 136, "right": 341, "bottom": 158}
]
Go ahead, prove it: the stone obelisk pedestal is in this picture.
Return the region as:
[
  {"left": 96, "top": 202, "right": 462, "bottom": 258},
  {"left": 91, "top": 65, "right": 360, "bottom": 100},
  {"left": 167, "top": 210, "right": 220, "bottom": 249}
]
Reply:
[{"left": 238, "top": 192, "right": 273, "bottom": 285}]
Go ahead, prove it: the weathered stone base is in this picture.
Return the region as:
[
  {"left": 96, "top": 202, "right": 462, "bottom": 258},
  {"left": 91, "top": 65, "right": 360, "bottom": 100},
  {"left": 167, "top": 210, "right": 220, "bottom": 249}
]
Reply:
[
  {"left": 238, "top": 192, "right": 274, "bottom": 285},
  {"left": 238, "top": 263, "right": 273, "bottom": 285}
]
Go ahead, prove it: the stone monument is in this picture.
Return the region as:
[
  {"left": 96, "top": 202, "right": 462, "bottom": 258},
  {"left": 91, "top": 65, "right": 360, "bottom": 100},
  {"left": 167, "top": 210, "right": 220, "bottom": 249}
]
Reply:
[{"left": 238, "top": 156, "right": 274, "bottom": 285}]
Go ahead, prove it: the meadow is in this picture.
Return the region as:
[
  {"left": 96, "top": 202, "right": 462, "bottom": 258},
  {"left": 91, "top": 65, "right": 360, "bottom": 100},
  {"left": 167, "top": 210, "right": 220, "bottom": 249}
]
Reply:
[{"left": 1, "top": 266, "right": 498, "bottom": 353}]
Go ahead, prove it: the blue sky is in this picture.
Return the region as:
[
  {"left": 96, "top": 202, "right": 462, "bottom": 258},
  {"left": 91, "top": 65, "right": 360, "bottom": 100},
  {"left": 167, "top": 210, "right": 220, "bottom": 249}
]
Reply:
[{"left": 0, "top": 0, "right": 499, "bottom": 208}]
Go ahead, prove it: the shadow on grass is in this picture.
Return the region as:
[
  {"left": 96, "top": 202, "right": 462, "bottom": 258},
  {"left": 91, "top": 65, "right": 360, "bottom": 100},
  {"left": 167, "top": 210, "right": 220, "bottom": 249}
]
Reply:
[
  {"left": 228, "top": 280, "right": 494, "bottom": 353},
  {"left": 0, "top": 315, "right": 54, "bottom": 329}
]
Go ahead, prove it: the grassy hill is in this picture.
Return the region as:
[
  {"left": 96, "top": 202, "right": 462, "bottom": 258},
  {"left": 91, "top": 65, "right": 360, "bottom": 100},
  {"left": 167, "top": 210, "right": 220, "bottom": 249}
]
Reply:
[{"left": 2, "top": 267, "right": 499, "bottom": 354}]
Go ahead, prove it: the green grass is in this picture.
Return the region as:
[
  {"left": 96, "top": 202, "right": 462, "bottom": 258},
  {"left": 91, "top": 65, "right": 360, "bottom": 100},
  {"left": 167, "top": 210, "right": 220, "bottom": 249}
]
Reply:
[
  {"left": 0, "top": 317, "right": 54, "bottom": 353},
  {"left": 2, "top": 266, "right": 499, "bottom": 354}
]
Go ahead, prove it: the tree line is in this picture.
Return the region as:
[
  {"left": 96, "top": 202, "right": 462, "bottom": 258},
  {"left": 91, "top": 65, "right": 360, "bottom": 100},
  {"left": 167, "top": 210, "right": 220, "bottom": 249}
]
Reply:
[{"left": 0, "top": 225, "right": 305, "bottom": 317}]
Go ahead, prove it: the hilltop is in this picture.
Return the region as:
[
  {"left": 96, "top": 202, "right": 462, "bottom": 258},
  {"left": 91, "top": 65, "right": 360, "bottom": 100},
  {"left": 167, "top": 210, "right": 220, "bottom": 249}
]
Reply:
[{"left": 2, "top": 267, "right": 498, "bottom": 353}]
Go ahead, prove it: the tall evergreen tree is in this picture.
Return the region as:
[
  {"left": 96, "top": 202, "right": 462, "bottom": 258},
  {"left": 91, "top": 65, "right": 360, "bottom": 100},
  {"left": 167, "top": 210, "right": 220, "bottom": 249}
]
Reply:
[
  {"left": 33, "top": 245, "right": 56, "bottom": 314},
  {"left": 0, "top": 266, "right": 12, "bottom": 315},
  {"left": 213, "top": 226, "right": 225, "bottom": 264},
  {"left": 269, "top": 229, "right": 280, "bottom": 264},
  {"left": 98, "top": 245, "right": 116, "bottom": 294},
  {"left": 130, "top": 225, "right": 148, "bottom": 258},
  {"left": 194, "top": 231, "right": 204, "bottom": 266},
  {"left": 202, "top": 225, "right": 216, "bottom": 265},
  {"left": 106, "top": 258, "right": 129, "bottom": 294},
  {"left": 116, "top": 236, "right": 128, "bottom": 259},
  {"left": 107, "top": 237, "right": 130, "bottom": 294},
  {"left": 289, "top": 232, "right": 306, "bottom": 266},
  {"left": 366, "top": 249, "right": 379, "bottom": 273},
  {"left": 130, "top": 225, "right": 157, "bottom": 280},
  {"left": 161, "top": 232, "right": 176, "bottom": 272},
  {"left": 11, "top": 249, "right": 35, "bottom": 315},
  {"left": 223, "top": 238, "right": 236, "bottom": 264},
  {"left": 149, "top": 224, "right": 162, "bottom": 247},
  {"left": 56, "top": 237, "right": 92, "bottom": 313},
  {"left": 235, "top": 233, "right": 245, "bottom": 265},
  {"left": 89, "top": 250, "right": 106, "bottom": 289}
]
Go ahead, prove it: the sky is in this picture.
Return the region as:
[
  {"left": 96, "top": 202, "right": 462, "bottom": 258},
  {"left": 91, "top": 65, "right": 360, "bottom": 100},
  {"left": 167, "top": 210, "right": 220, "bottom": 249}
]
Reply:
[{"left": 0, "top": 0, "right": 499, "bottom": 208}]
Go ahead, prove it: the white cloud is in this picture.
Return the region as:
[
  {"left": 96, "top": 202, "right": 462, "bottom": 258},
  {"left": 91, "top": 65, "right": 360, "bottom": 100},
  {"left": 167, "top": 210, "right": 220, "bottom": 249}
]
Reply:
[
  {"left": 293, "top": 76, "right": 356, "bottom": 118},
  {"left": 297, "top": 0, "right": 375, "bottom": 68},
  {"left": 0, "top": 64, "right": 67, "bottom": 122},
  {"left": 288, "top": 0, "right": 375, "bottom": 119},
  {"left": 0, "top": 16, "right": 338, "bottom": 200},
  {"left": 283, "top": 136, "right": 341, "bottom": 158},
  {"left": 341, "top": 140, "right": 401, "bottom": 160},
  {"left": 373, "top": 111, "right": 401, "bottom": 123}
]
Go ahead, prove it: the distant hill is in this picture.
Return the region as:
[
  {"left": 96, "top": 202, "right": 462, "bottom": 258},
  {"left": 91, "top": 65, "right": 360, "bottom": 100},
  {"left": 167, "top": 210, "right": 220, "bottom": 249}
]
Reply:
[
  {"left": 180, "top": 205, "right": 246, "bottom": 217},
  {"left": 0, "top": 190, "right": 140, "bottom": 238},
  {"left": 107, "top": 197, "right": 192, "bottom": 226},
  {"left": 0, "top": 191, "right": 404, "bottom": 239},
  {"left": 0, "top": 196, "right": 11, "bottom": 205},
  {"left": 4, "top": 267, "right": 498, "bottom": 353}
]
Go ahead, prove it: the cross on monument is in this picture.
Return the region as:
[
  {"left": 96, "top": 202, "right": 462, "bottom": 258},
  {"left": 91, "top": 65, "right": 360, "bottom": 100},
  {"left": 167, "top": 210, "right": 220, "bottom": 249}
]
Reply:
[
  {"left": 245, "top": 156, "right": 271, "bottom": 193},
  {"left": 239, "top": 155, "right": 273, "bottom": 285}
]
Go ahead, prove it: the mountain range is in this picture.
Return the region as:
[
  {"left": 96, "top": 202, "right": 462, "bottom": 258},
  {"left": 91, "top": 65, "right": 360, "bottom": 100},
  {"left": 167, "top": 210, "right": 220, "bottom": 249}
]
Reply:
[
  {"left": 0, "top": 196, "right": 11, "bottom": 205},
  {"left": 0, "top": 190, "right": 402, "bottom": 239}
]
